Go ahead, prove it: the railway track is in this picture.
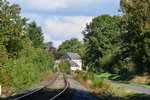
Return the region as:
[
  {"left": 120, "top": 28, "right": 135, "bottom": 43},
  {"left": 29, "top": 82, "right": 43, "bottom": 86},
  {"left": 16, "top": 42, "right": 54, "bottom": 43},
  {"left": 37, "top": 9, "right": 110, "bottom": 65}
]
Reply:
[{"left": 9, "top": 73, "right": 69, "bottom": 100}]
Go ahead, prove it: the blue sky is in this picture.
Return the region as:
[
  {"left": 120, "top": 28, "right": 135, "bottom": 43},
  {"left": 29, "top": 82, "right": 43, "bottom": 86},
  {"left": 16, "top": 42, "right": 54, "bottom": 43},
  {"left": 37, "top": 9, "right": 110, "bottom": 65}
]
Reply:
[{"left": 9, "top": 0, "right": 121, "bottom": 48}]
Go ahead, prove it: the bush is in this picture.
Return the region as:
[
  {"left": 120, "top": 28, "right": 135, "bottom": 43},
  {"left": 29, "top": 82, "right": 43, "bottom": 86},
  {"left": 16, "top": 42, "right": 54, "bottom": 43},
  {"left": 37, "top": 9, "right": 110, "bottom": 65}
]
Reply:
[
  {"left": 0, "top": 43, "right": 11, "bottom": 88},
  {"left": 6, "top": 45, "right": 54, "bottom": 91},
  {"left": 83, "top": 72, "right": 94, "bottom": 81},
  {"left": 90, "top": 79, "right": 104, "bottom": 88},
  {"left": 58, "top": 60, "right": 71, "bottom": 74}
]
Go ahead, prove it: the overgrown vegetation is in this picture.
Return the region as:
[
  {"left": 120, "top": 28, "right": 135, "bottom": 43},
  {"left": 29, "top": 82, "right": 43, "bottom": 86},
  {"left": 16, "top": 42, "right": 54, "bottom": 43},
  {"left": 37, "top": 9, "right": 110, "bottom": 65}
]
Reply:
[
  {"left": 73, "top": 71, "right": 150, "bottom": 100},
  {"left": 58, "top": 60, "right": 71, "bottom": 74},
  {"left": 0, "top": 0, "right": 54, "bottom": 97}
]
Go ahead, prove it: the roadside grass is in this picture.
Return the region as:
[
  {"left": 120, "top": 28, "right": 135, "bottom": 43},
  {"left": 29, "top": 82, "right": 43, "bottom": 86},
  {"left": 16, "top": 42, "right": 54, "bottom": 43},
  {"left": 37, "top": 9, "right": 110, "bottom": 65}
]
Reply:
[
  {"left": 72, "top": 71, "right": 150, "bottom": 100},
  {"left": 95, "top": 73, "right": 112, "bottom": 79},
  {"left": 95, "top": 73, "right": 150, "bottom": 89}
]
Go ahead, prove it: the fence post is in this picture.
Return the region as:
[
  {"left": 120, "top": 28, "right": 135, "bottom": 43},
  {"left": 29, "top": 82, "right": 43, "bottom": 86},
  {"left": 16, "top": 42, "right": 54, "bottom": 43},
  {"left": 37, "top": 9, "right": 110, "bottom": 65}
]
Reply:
[{"left": 0, "top": 85, "right": 1, "bottom": 96}]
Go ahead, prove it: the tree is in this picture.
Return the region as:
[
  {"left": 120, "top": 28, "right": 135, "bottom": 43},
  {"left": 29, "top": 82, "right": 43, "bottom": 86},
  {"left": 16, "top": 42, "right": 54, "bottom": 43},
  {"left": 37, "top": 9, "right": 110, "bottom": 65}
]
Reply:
[
  {"left": 57, "top": 38, "right": 82, "bottom": 58},
  {"left": 0, "top": 0, "right": 27, "bottom": 56},
  {"left": 58, "top": 60, "right": 71, "bottom": 74},
  {"left": 0, "top": 0, "right": 55, "bottom": 95},
  {"left": 82, "top": 15, "right": 122, "bottom": 72},
  {"left": 120, "top": 0, "right": 150, "bottom": 74},
  {"left": 26, "top": 21, "right": 44, "bottom": 49}
]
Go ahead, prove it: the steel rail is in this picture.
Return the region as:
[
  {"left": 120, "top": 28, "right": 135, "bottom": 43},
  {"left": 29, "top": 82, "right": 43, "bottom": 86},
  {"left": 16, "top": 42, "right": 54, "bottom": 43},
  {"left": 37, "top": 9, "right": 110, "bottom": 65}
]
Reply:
[
  {"left": 11, "top": 74, "right": 60, "bottom": 100},
  {"left": 49, "top": 74, "right": 69, "bottom": 100}
]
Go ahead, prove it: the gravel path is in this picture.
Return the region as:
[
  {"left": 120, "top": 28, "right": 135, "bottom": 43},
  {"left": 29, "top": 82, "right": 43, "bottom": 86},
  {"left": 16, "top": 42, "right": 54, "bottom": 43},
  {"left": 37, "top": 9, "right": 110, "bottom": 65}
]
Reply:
[
  {"left": 67, "top": 76, "right": 99, "bottom": 100},
  {"left": 110, "top": 80, "right": 150, "bottom": 95}
]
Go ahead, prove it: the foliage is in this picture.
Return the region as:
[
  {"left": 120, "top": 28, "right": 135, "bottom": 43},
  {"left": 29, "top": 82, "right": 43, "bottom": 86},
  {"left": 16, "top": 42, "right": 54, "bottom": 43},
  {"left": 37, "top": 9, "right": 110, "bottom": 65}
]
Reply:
[
  {"left": 73, "top": 72, "right": 150, "bottom": 100},
  {"left": 26, "top": 21, "right": 44, "bottom": 49},
  {"left": 120, "top": 0, "right": 150, "bottom": 74},
  {"left": 0, "top": 0, "right": 27, "bottom": 56},
  {"left": 6, "top": 42, "right": 54, "bottom": 90},
  {"left": 58, "top": 60, "right": 71, "bottom": 74},
  {"left": 57, "top": 38, "right": 82, "bottom": 58},
  {"left": 82, "top": 0, "right": 150, "bottom": 75},
  {"left": 90, "top": 79, "right": 108, "bottom": 88},
  {"left": 95, "top": 73, "right": 112, "bottom": 79},
  {"left": 0, "top": 42, "right": 10, "bottom": 88},
  {"left": 95, "top": 73, "right": 150, "bottom": 88},
  {"left": 0, "top": 0, "right": 54, "bottom": 96},
  {"left": 82, "top": 15, "right": 122, "bottom": 72}
]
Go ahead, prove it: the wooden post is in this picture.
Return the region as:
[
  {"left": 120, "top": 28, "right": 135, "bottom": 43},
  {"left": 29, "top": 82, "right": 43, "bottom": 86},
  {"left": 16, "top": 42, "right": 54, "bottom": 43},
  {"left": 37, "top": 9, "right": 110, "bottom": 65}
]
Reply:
[{"left": 0, "top": 85, "right": 1, "bottom": 96}]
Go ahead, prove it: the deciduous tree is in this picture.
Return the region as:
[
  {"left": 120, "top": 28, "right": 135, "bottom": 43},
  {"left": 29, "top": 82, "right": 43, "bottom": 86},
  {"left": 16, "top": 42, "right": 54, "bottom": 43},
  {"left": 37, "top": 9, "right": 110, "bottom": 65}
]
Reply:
[
  {"left": 82, "top": 15, "right": 122, "bottom": 72},
  {"left": 57, "top": 38, "right": 82, "bottom": 58},
  {"left": 120, "top": 0, "right": 150, "bottom": 74}
]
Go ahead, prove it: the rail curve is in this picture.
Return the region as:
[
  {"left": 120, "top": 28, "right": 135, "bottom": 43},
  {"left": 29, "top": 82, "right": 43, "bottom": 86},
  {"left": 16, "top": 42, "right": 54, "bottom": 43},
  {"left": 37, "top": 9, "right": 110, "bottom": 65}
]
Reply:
[{"left": 9, "top": 73, "right": 69, "bottom": 100}]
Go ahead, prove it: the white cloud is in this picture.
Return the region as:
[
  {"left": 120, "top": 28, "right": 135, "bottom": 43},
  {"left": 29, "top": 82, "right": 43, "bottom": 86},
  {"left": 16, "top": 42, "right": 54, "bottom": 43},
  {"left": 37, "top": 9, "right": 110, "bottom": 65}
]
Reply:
[
  {"left": 67, "top": 0, "right": 104, "bottom": 6},
  {"left": 53, "top": 40, "right": 63, "bottom": 48},
  {"left": 45, "top": 16, "right": 93, "bottom": 41},
  {"left": 44, "top": 34, "right": 52, "bottom": 43},
  {"left": 20, "top": 13, "right": 93, "bottom": 48},
  {"left": 22, "top": 13, "right": 41, "bottom": 21}
]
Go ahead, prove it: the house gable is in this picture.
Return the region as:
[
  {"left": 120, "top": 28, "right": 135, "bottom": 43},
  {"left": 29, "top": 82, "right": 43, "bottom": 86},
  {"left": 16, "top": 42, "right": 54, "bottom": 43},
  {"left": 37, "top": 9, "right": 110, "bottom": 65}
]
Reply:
[
  {"left": 60, "top": 52, "right": 82, "bottom": 71},
  {"left": 60, "top": 52, "right": 80, "bottom": 60},
  {"left": 60, "top": 53, "right": 71, "bottom": 60}
]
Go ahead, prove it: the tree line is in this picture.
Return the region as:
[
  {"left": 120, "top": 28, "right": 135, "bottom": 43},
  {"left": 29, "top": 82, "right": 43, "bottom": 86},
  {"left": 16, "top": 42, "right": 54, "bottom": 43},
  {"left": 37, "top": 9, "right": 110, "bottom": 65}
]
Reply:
[
  {"left": 0, "top": 0, "right": 54, "bottom": 96},
  {"left": 57, "top": 0, "right": 150, "bottom": 75}
]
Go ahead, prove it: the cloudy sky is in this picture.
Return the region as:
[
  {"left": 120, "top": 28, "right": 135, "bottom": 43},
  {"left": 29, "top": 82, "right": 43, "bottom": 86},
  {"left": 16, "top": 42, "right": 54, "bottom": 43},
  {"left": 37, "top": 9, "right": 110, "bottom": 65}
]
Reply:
[{"left": 9, "top": 0, "right": 121, "bottom": 48}]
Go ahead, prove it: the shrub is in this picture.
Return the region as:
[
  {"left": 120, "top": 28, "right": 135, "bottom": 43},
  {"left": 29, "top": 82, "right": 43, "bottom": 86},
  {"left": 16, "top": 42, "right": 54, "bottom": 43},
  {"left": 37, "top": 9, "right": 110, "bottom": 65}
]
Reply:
[
  {"left": 83, "top": 72, "right": 94, "bottom": 81},
  {"left": 6, "top": 45, "right": 54, "bottom": 91},
  {"left": 0, "top": 43, "right": 11, "bottom": 87},
  {"left": 58, "top": 60, "right": 71, "bottom": 74},
  {"left": 90, "top": 79, "right": 104, "bottom": 88}
]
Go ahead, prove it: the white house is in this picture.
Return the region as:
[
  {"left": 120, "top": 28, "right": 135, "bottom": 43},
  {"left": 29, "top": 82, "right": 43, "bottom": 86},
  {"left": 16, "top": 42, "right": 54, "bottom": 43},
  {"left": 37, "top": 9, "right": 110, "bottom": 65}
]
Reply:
[{"left": 60, "top": 52, "right": 82, "bottom": 71}]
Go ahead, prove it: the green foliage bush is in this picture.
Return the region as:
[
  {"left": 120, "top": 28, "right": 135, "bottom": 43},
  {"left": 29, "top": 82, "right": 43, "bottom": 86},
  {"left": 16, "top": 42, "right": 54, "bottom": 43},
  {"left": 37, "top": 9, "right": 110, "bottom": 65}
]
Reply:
[
  {"left": 82, "top": 72, "right": 94, "bottom": 81},
  {"left": 6, "top": 44, "right": 54, "bottom": 90},
  {"left": 90, "top": 79, "right": 105, "bottom": 88},
  {"left": 0, "top": 43, "right": 10, "bottom": 87},
  {"left": 58, "top": 60, "right": 71, "bottom": 74},
  {"left": 74, "top": 71, "right": 94, "bottom": 81}
]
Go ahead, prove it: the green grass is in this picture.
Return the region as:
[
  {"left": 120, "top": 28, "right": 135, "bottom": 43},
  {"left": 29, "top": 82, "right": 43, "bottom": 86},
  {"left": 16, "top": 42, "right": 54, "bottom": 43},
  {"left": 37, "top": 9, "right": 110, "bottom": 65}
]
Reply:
[
  {"left": 129, "top": 82, "right": 150, "bottom": 88},
  {"left": 109, "top": 83, "right": 150, "bottom": 100},
  {"left": 90, "top": 79, "right": 106, "bottom": 88},
  {"left": 94, "top": 73, "right": 112, "bottom": 79},
  {"left": 95, "top": 73, "right": 150, "bottom": 89}
]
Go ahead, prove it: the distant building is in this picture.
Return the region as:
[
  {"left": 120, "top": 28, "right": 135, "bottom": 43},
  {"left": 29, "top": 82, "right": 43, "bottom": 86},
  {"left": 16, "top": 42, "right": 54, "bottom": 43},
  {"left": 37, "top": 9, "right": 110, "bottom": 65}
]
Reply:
[
  {"left": 45, "top": 42, "right": 57, "bottom": 59},
  {"left": 60, "top": 52, "right": 82, "bottom": 71}
]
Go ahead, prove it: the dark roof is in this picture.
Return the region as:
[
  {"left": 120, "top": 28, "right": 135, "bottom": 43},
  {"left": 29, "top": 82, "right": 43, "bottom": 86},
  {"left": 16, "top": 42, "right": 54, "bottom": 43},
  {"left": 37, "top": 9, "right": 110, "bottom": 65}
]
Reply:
[
  {"left": 69, "top": 61, "right": 80, "bottom": 67},
  {"left": 60, "top": 52, "right": 80, "bottom": 60}
]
